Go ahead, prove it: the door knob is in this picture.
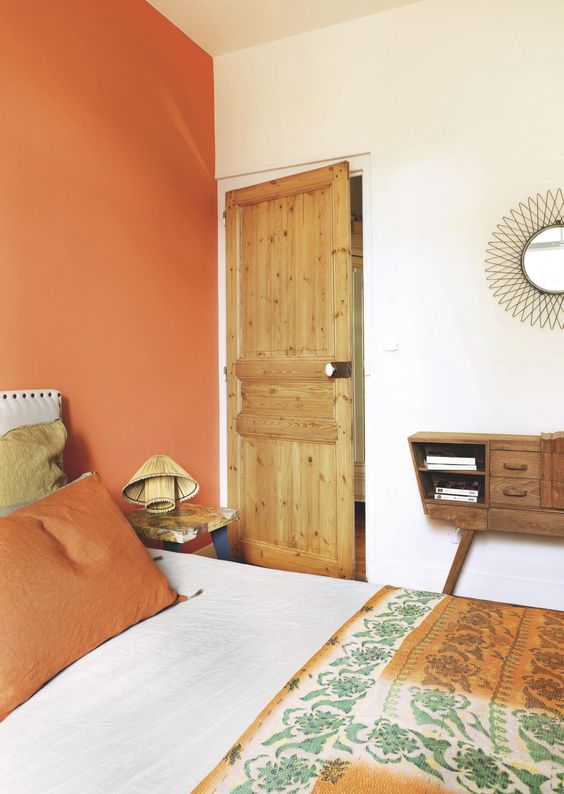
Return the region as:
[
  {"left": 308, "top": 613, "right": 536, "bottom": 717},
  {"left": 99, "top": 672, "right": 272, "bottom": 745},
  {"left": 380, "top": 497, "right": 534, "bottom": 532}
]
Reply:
[{"left": 324, "top": 361, "right": 352, "bottom": 378}]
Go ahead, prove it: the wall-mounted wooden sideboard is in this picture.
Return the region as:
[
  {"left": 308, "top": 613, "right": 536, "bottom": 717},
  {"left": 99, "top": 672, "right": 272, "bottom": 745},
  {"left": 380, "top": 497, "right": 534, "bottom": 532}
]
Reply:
[{"left": 409, "top": 432, "right": 564, "bottom": 595}]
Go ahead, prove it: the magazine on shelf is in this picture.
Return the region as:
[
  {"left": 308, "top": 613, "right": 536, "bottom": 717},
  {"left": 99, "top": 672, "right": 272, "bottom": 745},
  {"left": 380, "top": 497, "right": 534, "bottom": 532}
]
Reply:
[
  {"left": 435, "top": 479, "right": 481, "bottom": 497},
  {"left": 434, "top": 493, "right": 478, "bottom": 503},
  {"left": 426, "top": 453, "right": 476, "bottom": 466},
  {"left": 426, "top": 463, "right": 478, "bottom": 471}
]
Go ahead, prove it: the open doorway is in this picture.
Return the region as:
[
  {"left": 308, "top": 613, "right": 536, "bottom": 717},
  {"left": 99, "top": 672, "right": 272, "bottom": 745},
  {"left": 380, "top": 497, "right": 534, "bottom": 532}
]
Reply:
[{"left": 351, "top": 175, "right": 366, "bottom": 581}]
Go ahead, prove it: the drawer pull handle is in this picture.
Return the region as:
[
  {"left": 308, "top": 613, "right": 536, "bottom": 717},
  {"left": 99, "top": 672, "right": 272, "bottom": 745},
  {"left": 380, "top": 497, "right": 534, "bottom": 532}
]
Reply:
[
  {"left": 502, "top": 488, "right": 528, "bottom": 497},
  {"left": 503, "top": 463, "right": 527, "bottom": 471}
]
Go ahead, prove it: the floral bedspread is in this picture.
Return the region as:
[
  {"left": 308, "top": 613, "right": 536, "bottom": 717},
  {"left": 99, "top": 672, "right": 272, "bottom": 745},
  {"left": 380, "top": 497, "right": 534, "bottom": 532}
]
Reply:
[{"left": 193, "top": 586, "right": 563, "bottom": 793}]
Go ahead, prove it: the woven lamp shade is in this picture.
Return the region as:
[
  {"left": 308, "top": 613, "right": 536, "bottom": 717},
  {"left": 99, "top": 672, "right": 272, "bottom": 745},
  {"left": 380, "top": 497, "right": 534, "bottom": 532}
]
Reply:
[{"left": 122, "top": 455, "right": 199, "bottom": 514}]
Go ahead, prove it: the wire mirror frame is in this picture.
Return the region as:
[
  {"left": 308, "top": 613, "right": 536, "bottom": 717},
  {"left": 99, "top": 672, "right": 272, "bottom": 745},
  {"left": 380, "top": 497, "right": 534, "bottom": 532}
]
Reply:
[{"left": 485, "top": 189, "right": 564, "bottom": 329}]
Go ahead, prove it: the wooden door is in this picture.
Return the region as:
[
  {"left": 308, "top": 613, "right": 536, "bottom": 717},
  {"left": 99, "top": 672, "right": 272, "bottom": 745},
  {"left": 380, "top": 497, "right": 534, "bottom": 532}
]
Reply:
[{"left": 226, "top": 162, "right": 354, "bottom": 578}]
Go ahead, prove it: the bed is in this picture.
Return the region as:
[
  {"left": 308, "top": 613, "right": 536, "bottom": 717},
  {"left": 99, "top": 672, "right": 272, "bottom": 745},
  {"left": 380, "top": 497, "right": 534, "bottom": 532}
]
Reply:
[
  {"left": 0, "top": 552, "right": 379, "bottom": 792},
  {"left": 0, "top": 391, "right": 562, "bottom": 793}
]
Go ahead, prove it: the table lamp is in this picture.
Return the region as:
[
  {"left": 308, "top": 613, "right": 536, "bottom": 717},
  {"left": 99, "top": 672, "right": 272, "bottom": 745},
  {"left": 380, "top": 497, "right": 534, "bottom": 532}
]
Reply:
[{"left": 122, "top": 455, "right": 199, "bottom": 513}]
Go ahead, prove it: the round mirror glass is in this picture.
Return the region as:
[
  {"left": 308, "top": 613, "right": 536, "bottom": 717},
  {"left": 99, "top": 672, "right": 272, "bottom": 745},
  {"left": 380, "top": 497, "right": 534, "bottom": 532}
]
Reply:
[{"left": 522, "top": 225, "right": 564, "bottom": 293}]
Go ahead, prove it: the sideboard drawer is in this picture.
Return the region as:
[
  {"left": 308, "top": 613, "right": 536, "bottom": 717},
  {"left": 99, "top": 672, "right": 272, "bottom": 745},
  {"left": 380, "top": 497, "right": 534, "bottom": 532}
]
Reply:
[
  {"left": 490, "top": 477, "right": 540, "bottom": 507},
  {"left": 490, "top": 450, "right": 540, "bottom": 479},
  {"left": 489, "top": 507, "right": 564, "bottom": 536}
]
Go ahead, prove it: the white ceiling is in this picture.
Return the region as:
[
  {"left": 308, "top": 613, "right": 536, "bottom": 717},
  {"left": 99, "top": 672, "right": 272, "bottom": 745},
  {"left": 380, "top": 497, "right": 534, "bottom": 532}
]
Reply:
[{"left": 147, "top": 0, "right": 424, "bottom": 56}]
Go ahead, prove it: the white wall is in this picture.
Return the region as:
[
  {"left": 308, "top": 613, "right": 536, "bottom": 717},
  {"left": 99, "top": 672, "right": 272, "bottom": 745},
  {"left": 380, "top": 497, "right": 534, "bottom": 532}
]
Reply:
[{"left": 214, "top": 0, "right": 564, "bottom": 610}]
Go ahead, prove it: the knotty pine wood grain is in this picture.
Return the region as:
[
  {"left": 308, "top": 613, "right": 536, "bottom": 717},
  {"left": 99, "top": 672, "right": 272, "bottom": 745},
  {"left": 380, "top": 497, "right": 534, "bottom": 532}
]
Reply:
[{"left": 226, "top": 163, "right": 354, "bottom": 578}]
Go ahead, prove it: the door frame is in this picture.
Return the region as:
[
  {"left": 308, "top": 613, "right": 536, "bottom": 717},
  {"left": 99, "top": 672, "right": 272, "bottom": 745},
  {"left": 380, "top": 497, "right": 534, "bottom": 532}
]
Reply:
[{"left": 216, "top": 152, "right": 374, "bottom": 574}]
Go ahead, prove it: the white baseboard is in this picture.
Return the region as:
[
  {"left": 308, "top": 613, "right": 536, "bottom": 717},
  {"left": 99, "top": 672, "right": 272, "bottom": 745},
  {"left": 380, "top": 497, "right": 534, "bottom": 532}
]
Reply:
[{"left": 366, "top": 558, "right": 563, "bottom": 611}]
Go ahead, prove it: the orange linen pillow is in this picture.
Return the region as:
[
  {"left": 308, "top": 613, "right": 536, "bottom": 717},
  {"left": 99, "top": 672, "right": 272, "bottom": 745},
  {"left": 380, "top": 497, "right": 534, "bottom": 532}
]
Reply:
[{"left": 0, "top": 472, "right": 184, "bottom": 721}]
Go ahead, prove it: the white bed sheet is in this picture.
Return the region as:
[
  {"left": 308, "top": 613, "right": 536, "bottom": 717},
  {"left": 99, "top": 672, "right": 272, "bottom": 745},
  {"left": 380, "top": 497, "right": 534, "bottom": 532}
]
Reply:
[{"left": 0, "top": 552, "right": 379, "bottom": 793}]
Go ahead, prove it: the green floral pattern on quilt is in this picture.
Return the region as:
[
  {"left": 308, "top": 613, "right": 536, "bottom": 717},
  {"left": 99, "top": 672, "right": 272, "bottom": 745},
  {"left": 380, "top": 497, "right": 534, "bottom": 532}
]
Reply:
[{"left": 203, "top": 588, "right": 563, "bottom": 794}]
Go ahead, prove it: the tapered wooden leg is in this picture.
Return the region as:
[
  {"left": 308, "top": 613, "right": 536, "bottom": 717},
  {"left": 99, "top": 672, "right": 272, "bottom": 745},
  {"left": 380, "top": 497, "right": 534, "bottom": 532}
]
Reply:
[{"left": 443, "top": 529, "right": 475, "bottom": 595}]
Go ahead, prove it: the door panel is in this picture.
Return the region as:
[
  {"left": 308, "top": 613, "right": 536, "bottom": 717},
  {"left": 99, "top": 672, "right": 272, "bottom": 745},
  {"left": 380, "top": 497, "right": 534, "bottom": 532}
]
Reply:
[
  {"left": 240, "top": 190, "right": 334, "bottom": 356},
  {"left": 226, "top": 162, "right": 354, "bottom": 578},
  {"left": 241, "top": 382, "right": 335, "bottom": 419},
  {"left": 241, "top": 438, "right": 337, "bottom": 554}
]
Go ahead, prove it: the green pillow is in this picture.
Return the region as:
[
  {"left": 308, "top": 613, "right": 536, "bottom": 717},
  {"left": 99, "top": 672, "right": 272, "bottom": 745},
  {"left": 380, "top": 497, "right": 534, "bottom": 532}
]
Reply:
[{"left": 0, "top": 420, "right": 67, "bottom": 506}]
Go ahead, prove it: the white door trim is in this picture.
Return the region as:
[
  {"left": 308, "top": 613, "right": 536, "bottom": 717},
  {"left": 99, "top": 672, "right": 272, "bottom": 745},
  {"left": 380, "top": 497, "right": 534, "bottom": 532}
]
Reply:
[{"left": 216, "top": 153, "right": 374, "bottom": 575}]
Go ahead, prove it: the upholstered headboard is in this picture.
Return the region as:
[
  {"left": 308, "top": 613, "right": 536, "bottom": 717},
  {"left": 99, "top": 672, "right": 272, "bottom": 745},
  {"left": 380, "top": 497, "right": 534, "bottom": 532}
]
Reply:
[{"left": 0, "top": 390, "right": 62, "bottom": 436}]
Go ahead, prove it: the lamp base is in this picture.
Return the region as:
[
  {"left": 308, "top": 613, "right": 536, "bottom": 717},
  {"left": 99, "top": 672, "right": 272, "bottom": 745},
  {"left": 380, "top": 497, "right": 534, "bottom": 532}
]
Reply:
[
  {"left": 145, "top": 499, "right": 176, "bottom": 513},
  {"left": 144, "top": 474, "right": 176, "bottom": 513}
]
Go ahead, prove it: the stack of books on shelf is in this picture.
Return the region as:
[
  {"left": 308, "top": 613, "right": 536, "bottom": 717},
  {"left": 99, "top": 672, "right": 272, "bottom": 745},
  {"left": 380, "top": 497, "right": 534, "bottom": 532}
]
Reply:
[
  {"left": 425, "top": 450, "right": 477, "bottom": 471},
  {"left": 433, "top": 479, "right": 481, "bottom": 503}
]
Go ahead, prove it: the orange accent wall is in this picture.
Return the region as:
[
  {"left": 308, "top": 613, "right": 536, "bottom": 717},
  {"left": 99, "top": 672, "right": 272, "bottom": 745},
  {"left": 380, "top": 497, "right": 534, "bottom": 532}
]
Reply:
[{"left": 0, "top": 1, "right": 218, "bottom": 504}]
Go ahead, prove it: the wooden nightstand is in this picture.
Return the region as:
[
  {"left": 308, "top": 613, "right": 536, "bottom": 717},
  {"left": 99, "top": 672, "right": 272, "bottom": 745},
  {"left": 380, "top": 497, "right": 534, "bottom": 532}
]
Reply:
[{"left": 126, "top": 504, "right": 239, "bottom": 560}]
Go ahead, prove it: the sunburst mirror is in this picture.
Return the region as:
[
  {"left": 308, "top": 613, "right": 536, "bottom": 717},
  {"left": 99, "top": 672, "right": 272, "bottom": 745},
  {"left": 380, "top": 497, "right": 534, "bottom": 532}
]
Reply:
[{"left": 485, "top": 189, "right": 564, "bottom": 329}]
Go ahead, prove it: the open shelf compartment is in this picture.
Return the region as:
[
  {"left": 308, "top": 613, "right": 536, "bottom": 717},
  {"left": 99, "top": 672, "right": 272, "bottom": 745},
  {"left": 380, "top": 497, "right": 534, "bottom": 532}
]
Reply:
[{"left": 409, "top": 434, "right": 490, "bottom": 511}]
